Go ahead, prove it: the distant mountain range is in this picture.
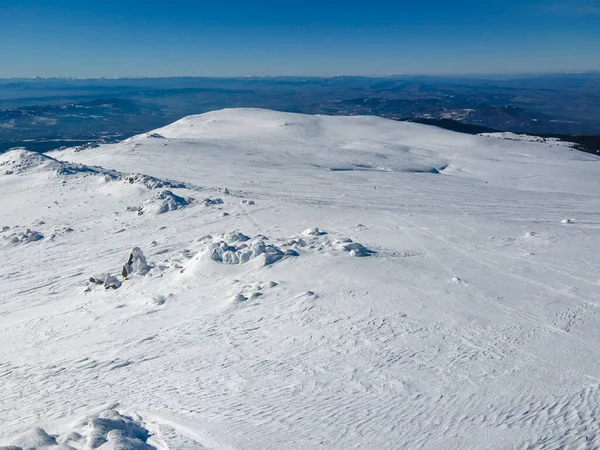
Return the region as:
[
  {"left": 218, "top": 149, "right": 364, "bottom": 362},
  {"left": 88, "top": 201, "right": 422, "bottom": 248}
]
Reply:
[{"left": 1, "top": 73, "right": 599, "bottom": 153}]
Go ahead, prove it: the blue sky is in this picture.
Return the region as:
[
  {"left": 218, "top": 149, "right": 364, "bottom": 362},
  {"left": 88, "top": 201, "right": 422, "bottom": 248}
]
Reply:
[{"left": 0, "top": 0, "right": 599, "bottom": 77}]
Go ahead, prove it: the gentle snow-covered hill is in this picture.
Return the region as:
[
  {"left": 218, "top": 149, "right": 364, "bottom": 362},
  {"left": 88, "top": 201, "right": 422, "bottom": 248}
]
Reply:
[{"left": 1, "top": 108, "right": 600, "bottom": 449}]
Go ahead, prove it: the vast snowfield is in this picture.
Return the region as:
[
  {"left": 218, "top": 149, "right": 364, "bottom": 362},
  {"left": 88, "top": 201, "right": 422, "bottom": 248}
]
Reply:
[{"left": 1, "top": 108, "right": 600, "bottom": 449}]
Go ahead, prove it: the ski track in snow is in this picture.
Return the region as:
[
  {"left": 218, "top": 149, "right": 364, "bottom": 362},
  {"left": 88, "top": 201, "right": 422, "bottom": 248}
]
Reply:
[{"left": 1, "top": 108, "right": 600, "bottom": 449}]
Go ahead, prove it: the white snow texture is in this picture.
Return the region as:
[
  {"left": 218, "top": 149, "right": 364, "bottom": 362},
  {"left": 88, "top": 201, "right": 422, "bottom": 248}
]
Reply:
[{"left": 1, "top": 108, "right": 600, "bottom": 449}]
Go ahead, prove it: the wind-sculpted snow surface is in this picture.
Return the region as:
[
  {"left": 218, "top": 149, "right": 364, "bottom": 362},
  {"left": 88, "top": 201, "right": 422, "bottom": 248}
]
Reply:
[{"left": 2, "top": 109, "right": 600, "bottom": 449}]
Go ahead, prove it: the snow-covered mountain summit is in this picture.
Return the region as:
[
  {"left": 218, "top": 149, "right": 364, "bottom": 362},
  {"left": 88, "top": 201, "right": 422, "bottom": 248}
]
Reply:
[{"left": 1, "top": 109, "right": 600, "bottom": 449}]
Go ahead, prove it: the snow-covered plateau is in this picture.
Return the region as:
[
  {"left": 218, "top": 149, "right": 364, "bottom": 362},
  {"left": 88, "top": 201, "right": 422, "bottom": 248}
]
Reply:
[{"left": 1, "top": 108, "right": 599, "bottom": 449}]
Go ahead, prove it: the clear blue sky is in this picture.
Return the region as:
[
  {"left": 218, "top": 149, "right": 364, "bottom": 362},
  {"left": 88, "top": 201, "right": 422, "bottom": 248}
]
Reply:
[{"left": 1, "top": 0, "right": 599, "bottom": 77}]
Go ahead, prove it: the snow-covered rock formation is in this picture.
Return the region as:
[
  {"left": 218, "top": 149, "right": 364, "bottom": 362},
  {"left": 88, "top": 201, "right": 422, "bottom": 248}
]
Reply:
[{"left": 137, "top": 190, "right": 192, "bottom": 215}]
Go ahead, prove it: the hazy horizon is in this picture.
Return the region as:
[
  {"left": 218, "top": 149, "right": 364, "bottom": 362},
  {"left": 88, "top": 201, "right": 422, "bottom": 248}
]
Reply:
[{"left": 2, "top": 70, "right": 600, "bottom": 81}]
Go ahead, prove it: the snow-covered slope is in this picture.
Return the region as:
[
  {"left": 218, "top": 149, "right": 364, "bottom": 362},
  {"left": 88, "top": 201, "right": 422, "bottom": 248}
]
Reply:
[{"left": 1, "top": 108, "right": 600, "bottom": 449}]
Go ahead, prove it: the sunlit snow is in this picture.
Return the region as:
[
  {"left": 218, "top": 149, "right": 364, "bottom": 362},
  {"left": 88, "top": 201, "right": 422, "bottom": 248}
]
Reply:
[{"left": 1, "top": 109, "right": 599, "bottom": 449}]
